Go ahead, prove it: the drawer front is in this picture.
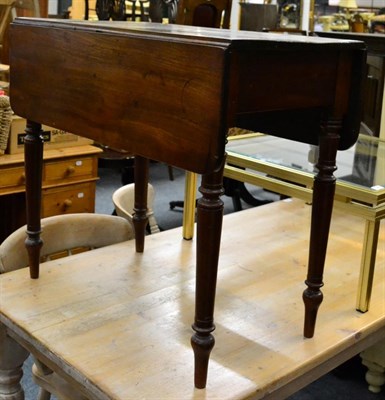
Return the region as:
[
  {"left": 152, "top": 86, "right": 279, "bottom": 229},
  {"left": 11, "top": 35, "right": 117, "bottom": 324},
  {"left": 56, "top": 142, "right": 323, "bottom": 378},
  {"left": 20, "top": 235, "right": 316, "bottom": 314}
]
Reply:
[
  {"left": 44, "top": 156, "right": 96, "bottom": 184},
  {"left": 0, "top": 166, "right": 26, "bottom": 191},
  {"left": 42, "top": 182, "right": 96, "bottom": 217}
]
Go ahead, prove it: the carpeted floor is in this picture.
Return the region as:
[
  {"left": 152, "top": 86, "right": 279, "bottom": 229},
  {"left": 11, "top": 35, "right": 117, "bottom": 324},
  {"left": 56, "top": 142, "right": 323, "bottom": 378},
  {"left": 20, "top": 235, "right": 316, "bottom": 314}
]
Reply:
[{"left": 20, "top": 162, "right": 384, "bottom": 400}]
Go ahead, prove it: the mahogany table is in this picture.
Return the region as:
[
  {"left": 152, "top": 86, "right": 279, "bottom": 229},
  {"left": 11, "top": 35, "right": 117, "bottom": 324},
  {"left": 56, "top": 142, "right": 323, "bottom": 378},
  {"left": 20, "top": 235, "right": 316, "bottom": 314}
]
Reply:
[{"left": 9, "top": 19, "right": 365, "bottom": 388}]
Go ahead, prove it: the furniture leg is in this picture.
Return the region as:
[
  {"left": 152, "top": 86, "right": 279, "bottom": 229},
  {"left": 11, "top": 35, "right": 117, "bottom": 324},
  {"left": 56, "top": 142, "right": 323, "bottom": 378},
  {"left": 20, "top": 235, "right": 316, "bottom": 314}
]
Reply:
[
  {"left": 121, "top": 162, "right": 135, "bottom": 185},
  {"left": 223, "top": 177, "right": 272, "bottom": 211},
  {"left": 362, "top": 360, "right": 385, "bottom": 394},
  {"left": 182, "top": 171, "right": 197, "bottom": 240},
  {"left": 167, "top": 165, "right": 174, "bottom": 181},
  {"left": 37, "top": 389, "right": 52, "bottom": 400},
  {"left": 84, "top": 0, "right": 89, "bottom": 19},
  {"left": 133, "top": 155, "right": 149, "bottom": 252},
  {"left": 0, "top": 324, "right": 29, "bottom": 400},
  {"left": 191, "top": 165, "right": 224, "bottom": 389},
  {"left": 303, "top": 118, "right": 340, "bottom": 338},
  {"left": 239, "top": 183, "right": 272, "bottom": 207},
  {"left": 231, "top": 189, "right": 243, "bottom": 211},
  {"left": 361, "top": 340, "right": 385, "bottom": 393},
  {"left": 169, "top": 200, "right": 184, "bottom": 209},
  {"left": 24, "top": 120, "right": 44, "bottom": 279},
  {"left": 35, "top": 375, "right": 52, "bottom": 400},
  {"left": 356, "top": 219, "right": 380, "bottom": 312},
  {"left": 223, "top": 176, "right": 243, "bottom": 211},
  {"left": 32, "top": 359, "right": 53, "bottom": 400}
]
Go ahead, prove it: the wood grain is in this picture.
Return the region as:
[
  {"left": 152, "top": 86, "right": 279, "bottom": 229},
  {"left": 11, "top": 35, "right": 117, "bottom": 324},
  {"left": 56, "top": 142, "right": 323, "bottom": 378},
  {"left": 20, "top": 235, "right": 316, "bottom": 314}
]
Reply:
[{"left": 1, "top": 199, "right": 384, "bottom": 399}]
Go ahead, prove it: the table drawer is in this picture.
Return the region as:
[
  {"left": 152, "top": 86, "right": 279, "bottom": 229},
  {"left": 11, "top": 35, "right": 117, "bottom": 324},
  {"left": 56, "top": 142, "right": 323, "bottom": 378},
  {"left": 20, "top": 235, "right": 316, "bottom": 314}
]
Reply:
[
  {"left": 44, "top": 156, "right": 96, "bottom": 184},
  {"left": 0, "top": 166, "right": 26, "bottom": 190},
  {"left": 42, "top": 182, "right": 96, "bottom": 217}
]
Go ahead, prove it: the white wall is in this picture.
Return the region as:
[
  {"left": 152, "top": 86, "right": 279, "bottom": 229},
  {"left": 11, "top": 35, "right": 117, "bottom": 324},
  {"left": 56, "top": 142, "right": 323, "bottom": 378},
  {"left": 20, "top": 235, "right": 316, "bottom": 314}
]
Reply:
[
  {"left": 230, "top": 0, "right": 240, "bottom": 30},
  {"left": 231, "top": 0, "right": 315, "bottom": 31},
  {"left": 353, "top": 0, "right": 384, "bottom": 6},
  {"left": 301, "top": 0, "right": 311, "bottom": 30},
  {"left": 49, "top": 0, "right": 58, "bottom": 15},
  {"left": 329, "top": 0, "right": 385, "bottom": 6}
]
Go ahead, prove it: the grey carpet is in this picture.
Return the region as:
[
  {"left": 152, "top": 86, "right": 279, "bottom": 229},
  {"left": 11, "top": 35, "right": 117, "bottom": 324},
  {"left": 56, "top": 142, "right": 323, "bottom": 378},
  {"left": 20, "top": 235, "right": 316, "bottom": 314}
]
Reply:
[{"left": 20, "top": 162, "right": 384, "bottom": 399}]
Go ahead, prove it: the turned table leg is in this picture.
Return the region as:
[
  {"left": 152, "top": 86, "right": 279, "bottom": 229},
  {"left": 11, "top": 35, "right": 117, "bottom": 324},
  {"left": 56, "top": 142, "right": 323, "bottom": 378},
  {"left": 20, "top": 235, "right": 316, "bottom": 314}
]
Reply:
[
  {"left": 361, "top": 340, "right": 385, "bottom": 393},
  {"left": 133, "top": 156, "right": 149, "bottom": 253},
  {"left": 191, "top": 166, "right": 224, "bottom": 389},
  {"left": 24, "top": 120, "right": 44, "bottom": 279},
  {"left": 303, "top": 118, "right": 340, "bottom": 338},
  {"left": 362, "top": 359, "right": 385, "bottom": 394},
  {"left": 0, "top": 324, "right": 29, "bottom": 400},
  {"left": 32, "top": 359, "right": 53, "bottom": 400}
]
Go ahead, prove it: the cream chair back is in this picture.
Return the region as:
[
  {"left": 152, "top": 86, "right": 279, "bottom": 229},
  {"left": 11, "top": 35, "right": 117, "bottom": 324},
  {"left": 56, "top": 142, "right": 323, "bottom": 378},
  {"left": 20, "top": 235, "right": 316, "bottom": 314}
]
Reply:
[{"left": 112, "top": 183, "right": 160, "bottom": 235}]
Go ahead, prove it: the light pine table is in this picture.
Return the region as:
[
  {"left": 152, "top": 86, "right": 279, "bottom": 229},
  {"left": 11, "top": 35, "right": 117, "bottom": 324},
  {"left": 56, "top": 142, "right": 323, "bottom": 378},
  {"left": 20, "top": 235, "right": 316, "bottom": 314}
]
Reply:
[{"left": 0, "top": 199, "right": 384, "bottom": 399}]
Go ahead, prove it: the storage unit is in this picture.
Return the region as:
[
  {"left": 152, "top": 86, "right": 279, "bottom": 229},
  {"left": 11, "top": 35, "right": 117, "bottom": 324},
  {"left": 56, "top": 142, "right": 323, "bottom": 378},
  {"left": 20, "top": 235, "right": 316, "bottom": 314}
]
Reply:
[
  {"left": 317, "top": 31, "right": 385, "bottom": 139},
  {"left": 7, "top": 115, "right": 94, "bottom": 154},
  {"left": 0, "top": 145, "right": 102, "bottom": 243}
]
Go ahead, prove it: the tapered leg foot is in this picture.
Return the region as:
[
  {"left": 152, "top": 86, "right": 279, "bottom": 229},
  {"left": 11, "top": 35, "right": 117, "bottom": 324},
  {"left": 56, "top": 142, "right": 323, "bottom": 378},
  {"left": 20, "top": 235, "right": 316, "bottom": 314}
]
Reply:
[
  {"left": 24, "top": 121, "right": 44, "bottom": 279},
  {"left": 191, "top": 167, "right": 224, "bottom": 389},
  {"left": 191, "top": 328, "right": 215, "bottom": 389},
  {"left": 25, "top": 232, "right": 43, "bottom": 279},
  {"left": 361, "top": 340, "right": 385, "bottom": 393},
  {"left": 303, "top": 283, "right": 323, "bottom": 338}
]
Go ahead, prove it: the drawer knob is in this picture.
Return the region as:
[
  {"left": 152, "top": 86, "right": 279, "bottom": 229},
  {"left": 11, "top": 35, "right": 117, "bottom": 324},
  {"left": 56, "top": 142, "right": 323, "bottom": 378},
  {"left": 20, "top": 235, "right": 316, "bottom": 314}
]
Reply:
[
  {"left": 19, "top": 173, "right": 26, "bottom": 183},
  {"left": 66, "top": 166, "right": 76, "bottom": 175},
  {"left": 63, "top": 199, "right": 73, "bottom": 209}
]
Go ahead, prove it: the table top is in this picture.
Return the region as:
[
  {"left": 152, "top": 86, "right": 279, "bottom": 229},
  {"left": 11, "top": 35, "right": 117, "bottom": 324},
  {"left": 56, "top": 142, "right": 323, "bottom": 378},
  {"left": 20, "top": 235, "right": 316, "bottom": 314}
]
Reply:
[
  {"left": 1, "top": 199, "right": 384, "bottom": 400},
  {"left": 227, "top": 133, "right": 385, "bottom": 196},
  {"left": 9, "top": 18, "right": 365, "bottom": 177},
  {"left": 316, "top": 31, "right": 385, "bottom": 57},
  {"left": 13, "top": 18, "right": 366, "bottom": 47}
]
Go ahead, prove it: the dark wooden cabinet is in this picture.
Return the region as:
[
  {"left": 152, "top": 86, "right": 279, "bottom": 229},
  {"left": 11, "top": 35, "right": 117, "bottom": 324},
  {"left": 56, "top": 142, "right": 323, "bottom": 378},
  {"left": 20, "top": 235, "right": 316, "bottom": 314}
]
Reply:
[
  {"left": 317, "top": 32, "right": 385, "bottom": 137},
  {"left": 362, "top": 54, "right": 385, "bottom": 136}
]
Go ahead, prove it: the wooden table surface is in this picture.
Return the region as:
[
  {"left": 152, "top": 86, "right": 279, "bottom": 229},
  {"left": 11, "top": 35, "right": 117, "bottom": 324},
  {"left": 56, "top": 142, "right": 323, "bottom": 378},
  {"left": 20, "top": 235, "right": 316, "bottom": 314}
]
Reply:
[{"left": 1, "top": 199, "right": 384, "bottom": 400}]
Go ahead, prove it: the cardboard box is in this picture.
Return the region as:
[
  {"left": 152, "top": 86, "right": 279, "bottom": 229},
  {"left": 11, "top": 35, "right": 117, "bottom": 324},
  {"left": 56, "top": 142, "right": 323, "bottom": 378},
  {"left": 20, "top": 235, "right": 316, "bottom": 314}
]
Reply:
[{"left": 6, "top": 116, "right": 93, "bottom": 154}]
